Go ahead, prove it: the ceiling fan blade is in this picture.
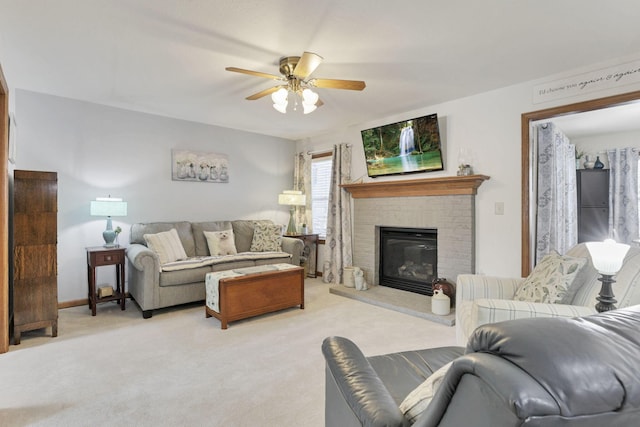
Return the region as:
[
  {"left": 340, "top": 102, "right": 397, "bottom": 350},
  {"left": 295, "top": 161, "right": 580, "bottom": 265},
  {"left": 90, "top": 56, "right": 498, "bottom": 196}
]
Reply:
[
  {"left": 245, "top": 85, "right": 283, "bottom": 100},
  {"left": 311, "top": 78, "right": 366, "bottom": 91},
  {"left": 293, "top": 52, "right": 323, "bottom": 79},
  {"left": 226, "top": 67, "right": 283, "bottom": 81}
]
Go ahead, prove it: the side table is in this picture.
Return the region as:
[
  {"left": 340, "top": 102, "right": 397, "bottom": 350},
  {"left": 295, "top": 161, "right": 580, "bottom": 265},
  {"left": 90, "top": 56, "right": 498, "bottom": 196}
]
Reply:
[
  {"left": 86, "top": 246, "right": 126, "bottom": 316},
  {"left": 287, "top": 234, "right": 319, "bottom": 278}
]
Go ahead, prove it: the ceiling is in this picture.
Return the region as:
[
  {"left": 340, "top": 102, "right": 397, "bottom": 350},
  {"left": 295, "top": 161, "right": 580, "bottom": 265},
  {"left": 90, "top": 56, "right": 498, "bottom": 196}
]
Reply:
[{"left": 1, "top": 0, "right": 640, "bottom": 141}]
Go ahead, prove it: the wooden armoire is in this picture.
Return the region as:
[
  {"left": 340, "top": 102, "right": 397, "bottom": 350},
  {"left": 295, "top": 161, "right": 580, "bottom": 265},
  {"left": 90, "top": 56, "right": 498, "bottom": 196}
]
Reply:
[{"left": 12, "top": 170, "right": 58, "bottom": 344}]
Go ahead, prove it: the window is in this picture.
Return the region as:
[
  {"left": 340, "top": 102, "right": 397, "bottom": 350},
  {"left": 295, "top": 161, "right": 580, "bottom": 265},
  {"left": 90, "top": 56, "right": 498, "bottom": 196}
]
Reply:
[{"left": 311, "top": 154, "right": 332, "bottom": 238}]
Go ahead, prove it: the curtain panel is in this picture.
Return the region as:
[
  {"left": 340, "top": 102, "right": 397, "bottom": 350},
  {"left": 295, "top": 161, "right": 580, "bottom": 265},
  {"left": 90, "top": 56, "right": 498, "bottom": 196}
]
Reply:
[
  {"left": 535, "top": 123, "right": 578, "bottom": 263},
  {"left": 323, "top": 144, "right": 353, "bottom": 284},
  {"left": 607, "top": 147, "right": 639, "bottom": 244},
  {"left": 294, "top": 152, "right": 312, "bottom": 232}
]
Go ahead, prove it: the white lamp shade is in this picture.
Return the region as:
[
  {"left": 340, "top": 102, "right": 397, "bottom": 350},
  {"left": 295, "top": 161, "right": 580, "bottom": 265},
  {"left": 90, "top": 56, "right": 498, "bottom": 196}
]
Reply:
[
  {"left": 90, "top": 198, "right": 128, "bottom": 217},
  {"left": 273, "top": 102, "right": 288, "bottom": 114},
  {"left": 278, "top": 190, "right": 306, "bottom": 206},
  {"left": 586, "top": 239, "right": 630, "bottom": 275},
  {"left": 302, "top": 88, "right": 319, "bottom": 105},
  {"left": 271, "top": 87, "right": 288, "bottom": 104}
]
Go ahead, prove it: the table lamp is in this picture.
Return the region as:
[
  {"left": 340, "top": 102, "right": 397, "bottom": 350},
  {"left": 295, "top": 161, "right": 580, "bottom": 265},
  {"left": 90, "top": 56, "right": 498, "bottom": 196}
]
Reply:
[
  {"left": 278, "top": 190, "right": 306, "bottom": 235},
  {"left": 90, "top": 197, "right": 128, "bottom": 247},
  {"left": 586, "top": 238, "right": 630, "bottom": 312}
]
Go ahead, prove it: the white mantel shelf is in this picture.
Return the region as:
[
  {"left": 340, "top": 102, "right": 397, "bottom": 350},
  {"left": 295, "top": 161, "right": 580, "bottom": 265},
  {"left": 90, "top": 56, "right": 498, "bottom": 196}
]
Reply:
[{"left": 341, "top": 175, "right": 490, "bottom": 198}]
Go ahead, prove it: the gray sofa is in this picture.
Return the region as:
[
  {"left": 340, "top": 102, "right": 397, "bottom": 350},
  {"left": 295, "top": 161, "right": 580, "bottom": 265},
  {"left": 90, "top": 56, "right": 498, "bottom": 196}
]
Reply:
[
  {"left": 322, "top": 305, "right": 640, "bottom": 427},
  {"left": 126, "top": 220, "right": 303, "bottom": 318}
]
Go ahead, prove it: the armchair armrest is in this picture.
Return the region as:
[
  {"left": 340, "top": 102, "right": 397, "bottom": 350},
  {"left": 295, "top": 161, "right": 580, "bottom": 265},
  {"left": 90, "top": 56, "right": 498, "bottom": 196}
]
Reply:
[
  {"left": 281, "top": 237, "right": 303, "bottom": 266},
  {"left": 126, "top": 243, "right": 159, "bottom": 272},
  {"left": 456, "top": 274, "right": 523, "bottom": 302},
  {"left": 126, "top": 244, "right": 161, "bottom": 314},
  {"left": 413, "top": 353, "right": 560, "bottom": 427},
  {"left": 322, "top": 336, "right": 405, "bottom": 427}
]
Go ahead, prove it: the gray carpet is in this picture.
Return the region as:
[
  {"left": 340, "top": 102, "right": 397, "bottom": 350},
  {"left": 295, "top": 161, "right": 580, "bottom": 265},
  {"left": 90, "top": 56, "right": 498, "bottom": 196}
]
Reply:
[{"left": 0, "top": 278, "right": 458, "bottom": 426}]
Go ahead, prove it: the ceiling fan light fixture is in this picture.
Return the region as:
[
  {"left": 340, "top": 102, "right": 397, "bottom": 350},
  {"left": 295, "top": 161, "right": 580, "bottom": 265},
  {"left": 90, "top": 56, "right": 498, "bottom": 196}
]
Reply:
[
  {"left": 302, "top": 88, "right": 319, "bottom": 105},
  {"left": 272, "top": 87, "right": 289, "bottom": 113},
  {"left": 272, "top": 87, "right": 288, "bottom": 104},
  {"left": 302, "top": 104, "right": 317, "bottom": 115},
  {"left": 273, "top": 101, "right": 288, "bottom": 114}
]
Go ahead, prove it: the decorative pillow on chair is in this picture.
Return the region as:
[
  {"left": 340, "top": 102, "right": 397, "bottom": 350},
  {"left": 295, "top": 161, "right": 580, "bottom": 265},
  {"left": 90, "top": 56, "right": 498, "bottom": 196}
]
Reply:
[
  {"left": 250, "top": 223, "right": 283, "bottom": 252},
  {"left": 143, "top": 228, "right": 188, "bottom": 264},
  {"left": 204, "top": 229, "right": 238, "bottom": 256},
  {"left": 513, "top": 251, "right": 587, "bottom": 304},
  {"left": 400, "top": 361, "right": 453, "bottom": 424}
]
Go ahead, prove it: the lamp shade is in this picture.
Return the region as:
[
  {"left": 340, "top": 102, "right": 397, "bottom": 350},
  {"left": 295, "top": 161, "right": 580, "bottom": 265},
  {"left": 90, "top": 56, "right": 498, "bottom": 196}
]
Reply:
[
  {"left": 586, "top": 239, "right": 630, "bottom": 275},
  {"left": 90, "top": 197, "right": 128, "bottom": 217},
  {"left": 278, "top": 190, "right": 306, "bottom": 206}
]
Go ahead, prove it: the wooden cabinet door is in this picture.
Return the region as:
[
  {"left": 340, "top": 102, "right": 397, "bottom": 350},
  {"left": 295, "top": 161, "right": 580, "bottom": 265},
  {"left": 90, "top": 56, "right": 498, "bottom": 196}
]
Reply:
[{"left": 12, "top": 170, "right": 58, "bottom": 344}]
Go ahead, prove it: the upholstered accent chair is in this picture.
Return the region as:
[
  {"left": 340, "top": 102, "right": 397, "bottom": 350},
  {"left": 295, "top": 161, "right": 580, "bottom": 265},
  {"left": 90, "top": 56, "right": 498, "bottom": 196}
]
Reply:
[{"left": 455, "top": 243, "right": 640, "bottom": 345}]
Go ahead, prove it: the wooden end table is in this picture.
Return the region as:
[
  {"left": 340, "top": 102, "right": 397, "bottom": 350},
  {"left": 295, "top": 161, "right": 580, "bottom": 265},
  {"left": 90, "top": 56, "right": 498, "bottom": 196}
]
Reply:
[{"left": 86, "top": 246, "right": 126, "bottom": 316}]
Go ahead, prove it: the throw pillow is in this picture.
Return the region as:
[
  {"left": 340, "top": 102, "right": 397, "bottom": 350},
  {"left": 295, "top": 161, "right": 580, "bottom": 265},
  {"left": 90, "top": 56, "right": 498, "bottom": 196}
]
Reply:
[
  {"left": 513, "top": 250, "right": 587, "bottom": 304},
  {"left": 204, "top": 229, "right": 238, "bottom": 256},
  {"left": 250, "top": 223, "right": 283, "bottom": 252},
  {"left": 143, "top": 228, "right": 188, "bottom": 265},
  {"left": 399, "top": 361, "right": 453, "bottom": 424}
]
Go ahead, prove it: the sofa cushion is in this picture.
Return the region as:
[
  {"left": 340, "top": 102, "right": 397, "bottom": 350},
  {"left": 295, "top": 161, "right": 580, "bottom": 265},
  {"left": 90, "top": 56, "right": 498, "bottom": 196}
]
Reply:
[
  {"left": 399, "top": 361, "right": 453, "bottom": 424},
  {"left": 192, "top": 221, "right": 233, "bottom": 256},
  {"left": 144, "top": 228, "right": 188, "bottom": 265},
  {"left": 250, "top": 222, "right": 283, "bottom": 252},
  {"left": 204, "top": 230, "right": 238, "bottom": 256},
  {"left": 513, "top": 250, "right": 586, "bottom": 304},
  {"left": 232, "top": 220, "right": 275, "bottom": 253},
  {"left": 159, "top": 265, "right": 212, "bottom": 287},
  {"left": 131, "top": 221, "right": 196, "bottom": 257}
]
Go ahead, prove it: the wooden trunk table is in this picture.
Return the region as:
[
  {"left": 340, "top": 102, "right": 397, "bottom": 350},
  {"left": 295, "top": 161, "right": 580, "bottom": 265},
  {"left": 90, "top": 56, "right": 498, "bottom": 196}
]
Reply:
[{"left": 205, "top": 264, "right": 304, "bottom": 329}]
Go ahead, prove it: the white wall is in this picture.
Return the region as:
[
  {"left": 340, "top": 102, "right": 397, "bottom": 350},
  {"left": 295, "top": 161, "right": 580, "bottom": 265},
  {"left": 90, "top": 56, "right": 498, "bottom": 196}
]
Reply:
[
  {"left": 573, "top": 130, "right": 640, "bottom": 170},
  {"left": 298, "top": 56, "right": 640, "bottom": 279},
  {"left": 14, "top": 90, "right": 295, "bottom": 303}
]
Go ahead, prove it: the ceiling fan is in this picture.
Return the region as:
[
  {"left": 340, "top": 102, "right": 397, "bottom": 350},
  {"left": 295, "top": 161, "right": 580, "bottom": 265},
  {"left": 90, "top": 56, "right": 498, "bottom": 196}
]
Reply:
[{"left": 225, "top": 51, "right": 366, "bottom": 114}]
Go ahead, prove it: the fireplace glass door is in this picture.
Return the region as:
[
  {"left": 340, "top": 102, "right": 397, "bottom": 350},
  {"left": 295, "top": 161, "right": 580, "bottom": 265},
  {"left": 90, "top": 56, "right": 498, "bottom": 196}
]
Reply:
[{"left": 379, "top": 227, "right": 437, "bottom": 295}]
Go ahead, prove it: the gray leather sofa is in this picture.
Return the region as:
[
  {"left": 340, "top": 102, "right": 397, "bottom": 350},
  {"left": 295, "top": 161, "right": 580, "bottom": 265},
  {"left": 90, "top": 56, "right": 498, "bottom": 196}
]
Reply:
[
  {"left": 323, "top": 305, "right": 640, "bottom": 427},
  {"left": 126, "top": 219, "right": 303, "bottom": 318}
]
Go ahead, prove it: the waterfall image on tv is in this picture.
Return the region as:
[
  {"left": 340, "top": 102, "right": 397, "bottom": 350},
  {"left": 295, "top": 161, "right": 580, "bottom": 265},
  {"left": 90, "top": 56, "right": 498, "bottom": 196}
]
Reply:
[{"left": 360, "top": 113, "right": 444, "bottom": 178}]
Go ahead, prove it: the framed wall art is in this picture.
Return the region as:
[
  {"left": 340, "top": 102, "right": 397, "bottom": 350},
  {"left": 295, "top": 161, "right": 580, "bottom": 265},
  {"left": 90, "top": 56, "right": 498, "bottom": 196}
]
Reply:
[{"left": 171, "top": 149, "right": 229, "bottom": 183}]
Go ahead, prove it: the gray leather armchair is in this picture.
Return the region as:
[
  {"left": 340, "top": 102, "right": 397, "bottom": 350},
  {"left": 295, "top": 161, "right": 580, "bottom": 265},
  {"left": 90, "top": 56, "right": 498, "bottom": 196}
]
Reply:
[{"left": 322, "top": 305, "right": 640, "bottom": 426}]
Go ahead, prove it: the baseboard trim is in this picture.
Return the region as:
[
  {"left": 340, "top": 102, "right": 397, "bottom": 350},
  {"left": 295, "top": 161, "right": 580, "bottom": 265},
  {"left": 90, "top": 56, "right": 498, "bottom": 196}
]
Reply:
[{"left": 58, "top": 293, "right": 131, "bottom": 309}]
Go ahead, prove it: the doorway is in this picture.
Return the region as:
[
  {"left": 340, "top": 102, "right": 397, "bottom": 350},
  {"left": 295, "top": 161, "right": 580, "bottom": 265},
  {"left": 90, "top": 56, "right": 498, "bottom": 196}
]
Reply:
[{"left": 521, "top": 90, "right": 640, "bottom": 277}]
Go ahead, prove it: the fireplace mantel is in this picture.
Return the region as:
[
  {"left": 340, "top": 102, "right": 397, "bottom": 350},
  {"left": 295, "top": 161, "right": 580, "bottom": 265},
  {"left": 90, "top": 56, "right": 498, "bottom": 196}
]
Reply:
[{"left": 341, "top": 175, "right": 490, "bottom": 198}]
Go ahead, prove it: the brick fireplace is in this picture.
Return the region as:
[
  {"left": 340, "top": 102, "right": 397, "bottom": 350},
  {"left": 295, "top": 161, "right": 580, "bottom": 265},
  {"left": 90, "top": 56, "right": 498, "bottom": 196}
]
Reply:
[{"left": 342, "top": 175, "right": 489, "bottom": 288}]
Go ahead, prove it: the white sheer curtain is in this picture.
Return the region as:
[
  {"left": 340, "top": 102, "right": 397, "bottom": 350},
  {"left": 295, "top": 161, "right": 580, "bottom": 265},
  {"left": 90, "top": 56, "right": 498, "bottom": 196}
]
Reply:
[
  {"left": 323, "top": 144, "right": 353, "bottom": 284},
  {"left": 607, "top": 147, "right": 639, "bottom": 244},
  {"left": 535, "top": 123, "right": 578, "bottom": 263},
  {"left": 294, "top": 152, "right": 312, "bottom": 232}
]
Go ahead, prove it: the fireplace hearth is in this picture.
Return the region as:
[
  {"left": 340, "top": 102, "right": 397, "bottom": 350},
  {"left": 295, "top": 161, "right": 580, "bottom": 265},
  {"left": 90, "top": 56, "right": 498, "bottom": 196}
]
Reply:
[{"left": 379, "top": 227, "right": 437, "bottom": 296}]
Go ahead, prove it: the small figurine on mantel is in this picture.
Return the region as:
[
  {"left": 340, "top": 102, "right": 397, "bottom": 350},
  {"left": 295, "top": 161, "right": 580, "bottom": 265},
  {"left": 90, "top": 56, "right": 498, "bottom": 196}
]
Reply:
[{"left": 457, "top": 164, "right": 473, "bottom": 176}]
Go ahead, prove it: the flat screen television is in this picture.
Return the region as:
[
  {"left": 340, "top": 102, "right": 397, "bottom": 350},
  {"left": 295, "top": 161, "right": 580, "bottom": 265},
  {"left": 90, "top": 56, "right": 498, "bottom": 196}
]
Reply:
[{"left": 360, "top": 113, "right": 444, "bottom": 178}]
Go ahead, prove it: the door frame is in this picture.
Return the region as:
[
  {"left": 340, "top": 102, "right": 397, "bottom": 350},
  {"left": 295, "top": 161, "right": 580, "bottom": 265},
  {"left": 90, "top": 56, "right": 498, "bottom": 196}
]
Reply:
[{"left": 0, "top": 63, "right": 9, "bottom": 353}]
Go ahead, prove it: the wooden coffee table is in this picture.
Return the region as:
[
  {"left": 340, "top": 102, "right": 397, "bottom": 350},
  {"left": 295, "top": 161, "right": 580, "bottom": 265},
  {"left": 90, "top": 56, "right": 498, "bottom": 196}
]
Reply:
[{"left": 205, "top": 264, "right": 304, "bottom": 329}]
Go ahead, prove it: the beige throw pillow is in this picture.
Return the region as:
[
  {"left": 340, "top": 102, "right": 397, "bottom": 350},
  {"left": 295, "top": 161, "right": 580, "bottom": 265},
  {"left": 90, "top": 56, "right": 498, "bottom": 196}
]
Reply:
[
  {"left": 204, "top": 229, "right": 238, "bottom": 256},
  {"left": 400, "top": 361, "right": 453, "bottom": 424},
  {"left": 143, "top": 228, "right": 188, "bottom": 265},
  {"left": 250, "top": 223, "right": 283, "bottom": 252},
  {"left": 513, "top": 250, "right": 587, "bottom": 304}
]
